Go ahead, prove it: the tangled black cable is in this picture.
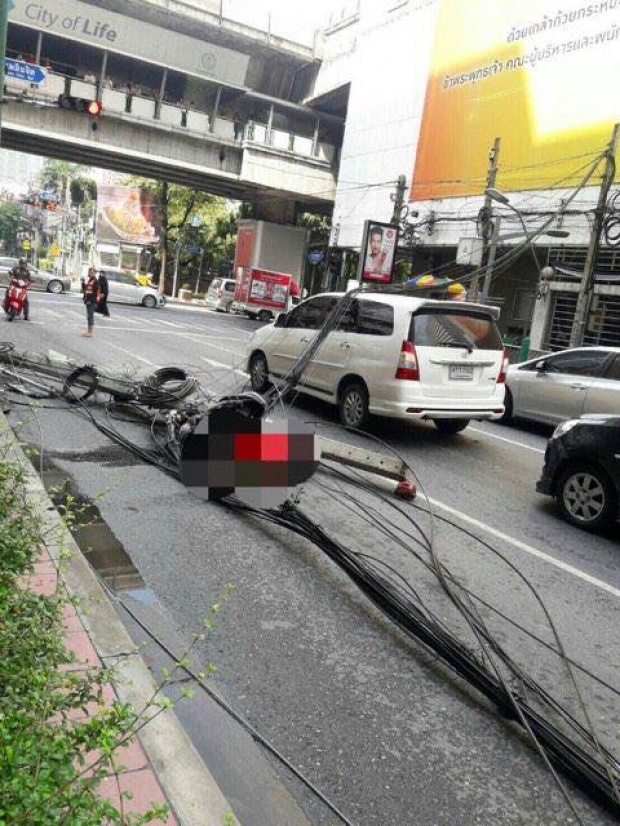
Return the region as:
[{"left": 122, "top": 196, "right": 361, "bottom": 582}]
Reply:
[
  {"left": 603, "top": 190, "right": 620, "bottom": 248},
  {"left": 3, "top": 342, "right": 619, "bottom": 821},
  {"left": 136, "top": 367, "right": 199, "bottom": 407},
  {"left": 62, "top": 365, "right": 99, "bottom": 404}
]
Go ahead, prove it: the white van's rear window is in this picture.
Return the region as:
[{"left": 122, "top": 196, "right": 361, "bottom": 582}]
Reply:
[{"left": 410, "top": 309, "right": 503, "bottom": 350}]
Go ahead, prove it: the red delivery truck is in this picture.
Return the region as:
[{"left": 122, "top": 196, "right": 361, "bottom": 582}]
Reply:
[
  {"left": 233, "top": 267, "right": 297, "bottom": 322},
  {"left": 231, "top": 220, "right": 306, "bottom": 321}
]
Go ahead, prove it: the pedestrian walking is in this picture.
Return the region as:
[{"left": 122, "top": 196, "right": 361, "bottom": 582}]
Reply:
[
  {"left": 95, "top": 271, "right": 110, "bottom": 317},
  {"left": 81, "top": 267, "right": 98, "bottom": 337}
]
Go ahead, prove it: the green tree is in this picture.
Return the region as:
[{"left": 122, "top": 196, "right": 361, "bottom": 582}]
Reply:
[
  {"left": 38, "top": 159, "right": 98, "bottom": 221},
  {"left": 0, "top": 201, "right": 27, "bottom": 256},
  {"left": 125, "top": 177, "right": 240, "bottom": 293}
]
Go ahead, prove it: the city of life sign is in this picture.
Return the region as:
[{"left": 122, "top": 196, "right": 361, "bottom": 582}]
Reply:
[{"left": 9, "top": 0, "right": 250, "bottom": 87}]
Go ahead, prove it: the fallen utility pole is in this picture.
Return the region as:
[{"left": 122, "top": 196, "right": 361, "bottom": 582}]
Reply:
[
  {"left": 0, "top": 349, "right": 138, "bottom": 399},
  {"left": 0, "top": 346, "right": 416, "bottom": 499},
  {"left": 569, "top": 123, "right": 619, "bottom": 348}
]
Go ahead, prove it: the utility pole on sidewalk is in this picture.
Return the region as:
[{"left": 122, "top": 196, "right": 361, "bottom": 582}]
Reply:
[
  {"left": 471, "top": 137, "right": 501, "bottom": 300},
  {"left": 391, "top": 174, "right": 407, "bottom": 226},
  {"left": 0, "top": 1, "right": 10, "bottom": 134},
  {"left": 569, "top": 123, "right": 619, "bottom": 347}
]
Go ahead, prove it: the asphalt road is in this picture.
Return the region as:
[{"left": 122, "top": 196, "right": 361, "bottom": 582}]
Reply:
[{"left": 3, "top": 292, "right": 619, "bottom": 826}]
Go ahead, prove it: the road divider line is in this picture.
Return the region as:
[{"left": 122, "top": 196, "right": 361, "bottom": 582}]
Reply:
[
  {"left": 154, "top": 319, "right": 184, "bottom": 328},
  {"left": 426, "top": 496, "right": 620, "bottom": 598},
  {"left": 468, "top": 427, "right": 545, "bottom": 454},
  {"left": 201, "top": 357, "right": 247, "bottom": 378},
  {"left": 178, "top": 333, "right": 246, "bottom": 357},
  {"left": 104, "top": 342, "right": 158, "bottom": 367}
]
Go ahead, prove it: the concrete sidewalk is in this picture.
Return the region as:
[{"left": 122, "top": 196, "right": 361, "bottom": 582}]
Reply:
[{"left": 3, "top": 415, "right": 240, "bottom": 826}]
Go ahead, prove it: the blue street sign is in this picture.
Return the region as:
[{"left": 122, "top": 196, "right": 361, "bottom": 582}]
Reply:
[
  {"left": 307, "top": 250, "right": 324, "bottom": 265},
  {"left": 4, "top": 59, "right": 47, "bottom": 85},
  {"left": 184, "top": 245, "right": 202, "bottom": 254}
]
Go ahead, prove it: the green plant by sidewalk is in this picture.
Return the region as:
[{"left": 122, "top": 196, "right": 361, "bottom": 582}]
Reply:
[{"left": 0, "top": 458, "right": 169, "bottom": 825}]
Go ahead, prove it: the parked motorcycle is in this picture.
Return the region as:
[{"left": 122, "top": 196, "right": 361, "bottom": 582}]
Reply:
[{"left": 4, "top": 279, "right": 30, "bottom": 321}]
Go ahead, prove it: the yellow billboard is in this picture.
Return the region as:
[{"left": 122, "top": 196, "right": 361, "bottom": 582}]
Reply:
[{"left": 411, "top": 0, "right": 620, "bottom": 201}]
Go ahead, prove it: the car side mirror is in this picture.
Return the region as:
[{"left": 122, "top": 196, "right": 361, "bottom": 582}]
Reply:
[
  {"left": 536, "top": 360, "right": 547, "bottom": 372},
  {"left": 274, "top": 313, "right": 287, "bottom": 328}
]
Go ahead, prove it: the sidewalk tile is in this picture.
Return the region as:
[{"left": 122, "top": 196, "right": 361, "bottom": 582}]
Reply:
[
  {"left": 62, "top": 602, "right": 84, "bottom": 634},
  {"left": 63, "top": 630, "right": 102, "bottom": 669},
  {"left": 29, "top": 571, "right": 58, "bottom": 596},
  {"left": 97, "top": 769, "right": 178, "bottom": 823}
]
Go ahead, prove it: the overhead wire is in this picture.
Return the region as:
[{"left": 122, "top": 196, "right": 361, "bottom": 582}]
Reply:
[{"left": 1, "top": 333, "right": 619, "bottom": 817}]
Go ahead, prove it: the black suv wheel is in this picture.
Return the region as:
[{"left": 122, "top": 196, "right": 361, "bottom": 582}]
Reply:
[{"left": 557, "top": 464, "right": 617, "bottom": 532}]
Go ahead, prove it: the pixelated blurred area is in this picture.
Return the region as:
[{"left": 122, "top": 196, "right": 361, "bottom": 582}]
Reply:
[{"left": 180, "top": 410, "right": 318, "bottom": 506}]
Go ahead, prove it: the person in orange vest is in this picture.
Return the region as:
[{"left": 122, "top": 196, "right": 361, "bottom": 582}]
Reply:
[{"left": 81, "top": 267, "right": 99, "bottom": 337}]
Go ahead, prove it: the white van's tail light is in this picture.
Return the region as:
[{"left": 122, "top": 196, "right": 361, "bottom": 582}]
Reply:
[
  {"left": 497, "top": 350, "right": 509, "bottom": 384},
  {"left": 395, "top": 341, "right": 419, "bottom": 381}
]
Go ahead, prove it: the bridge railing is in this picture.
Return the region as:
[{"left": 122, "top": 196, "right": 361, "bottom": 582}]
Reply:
[{"left": 21, "top": 71, "right": 336, "bottom": 165}]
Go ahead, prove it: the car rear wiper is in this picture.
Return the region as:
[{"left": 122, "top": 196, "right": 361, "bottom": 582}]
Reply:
[{"left": 435, "top": 342, "right": 474, "bottom": 353}]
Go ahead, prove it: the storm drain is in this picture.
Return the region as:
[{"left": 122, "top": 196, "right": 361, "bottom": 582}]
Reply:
[{"left": 39, "top": 459, "right": 146, "bottom": 592}]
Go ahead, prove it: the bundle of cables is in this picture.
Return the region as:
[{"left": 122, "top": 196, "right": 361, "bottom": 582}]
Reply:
[
  {"left": 1, "top": 342, "right": 618, "bottom": 823},
  {"left": 136, "top": 367, "right": 199, "bottom": 407}
]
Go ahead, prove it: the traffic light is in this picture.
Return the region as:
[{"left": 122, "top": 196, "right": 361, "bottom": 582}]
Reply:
[{"left": 58, "top": 94, "right": 102, "bottom": 120}]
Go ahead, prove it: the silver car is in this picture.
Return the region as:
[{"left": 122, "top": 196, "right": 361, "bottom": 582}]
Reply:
[
  {"left": 99, "top": 268, "right": 164, "bottom": 308},
  {"left": 0, "top": 257, "right": 71, "bottom": 293},
  {"left": 502, "top": 347, "right": 620, "bottom": 425}
]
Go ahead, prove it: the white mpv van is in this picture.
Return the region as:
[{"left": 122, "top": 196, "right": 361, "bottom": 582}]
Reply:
[{"left": 246, "top": 292, "right": 508, "bottom": 433}]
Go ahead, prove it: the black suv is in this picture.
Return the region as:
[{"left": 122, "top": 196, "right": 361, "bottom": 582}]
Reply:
[{"left": 537, "top": 415, "right": 620, "bottom": 532}]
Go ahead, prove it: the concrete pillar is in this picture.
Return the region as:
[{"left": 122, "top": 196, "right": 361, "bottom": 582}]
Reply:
[
  {"left": 266, "top": 104, "right": 275, "bottom": 145},
  {"left": 312, "top": 118, "right": 320, "bottom": 157},
  {"left": 155, "top": 68, "right": 168, "bottom": 120},
  {"left": 529, "top": 292, "right": 552, "bottom": 350},
  {"left": 210, "top": 86, "right": 222, "bottom": 133},
  {"left": 97, "top": 51, "right": 108, "bottom": 102},
  {"left": 35, "top": 32, "right": 43, "bottom": 64}
]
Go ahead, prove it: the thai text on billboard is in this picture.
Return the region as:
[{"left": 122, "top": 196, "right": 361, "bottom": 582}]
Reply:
[{"left": 411, "top": 0, "right": 620, "bottom": 200}]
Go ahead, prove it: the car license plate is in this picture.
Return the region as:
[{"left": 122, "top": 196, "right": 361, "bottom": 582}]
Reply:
[{"left": 449, "top": 364, "right": 474, "bottom": 380}]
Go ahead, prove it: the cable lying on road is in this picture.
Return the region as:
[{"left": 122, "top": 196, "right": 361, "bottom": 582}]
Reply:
[{"left": 1, "top": 341, "right": 618, "bottom": 823}]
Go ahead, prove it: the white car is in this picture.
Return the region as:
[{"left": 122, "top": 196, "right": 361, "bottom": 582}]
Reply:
[
  {"left": 99, "top": 268, "right": 165, "bottom": 308},
  {"left": 503, "top": 347, "right": 620, "bottom": 425},
  {"left": 205, "top": 277, "right": 236, "bottom": 312},
  {"left": 246, "top": 291, "right": 508, "bottom": 432}
]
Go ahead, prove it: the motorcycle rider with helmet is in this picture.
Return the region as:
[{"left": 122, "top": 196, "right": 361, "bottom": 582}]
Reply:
[{"left": 4, "top": 258, "right": 33, "bottom": 320}]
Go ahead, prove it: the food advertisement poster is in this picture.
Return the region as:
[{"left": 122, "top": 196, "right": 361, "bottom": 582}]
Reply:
[
  {"left": 411, "top": 0, "right": 620, "bottom": 200},
  {"left": 96, "top": 186, "right": 161, "bottom": 245},
  {"left": 358, "top": 221, "right": 398, "bottom": 284}
]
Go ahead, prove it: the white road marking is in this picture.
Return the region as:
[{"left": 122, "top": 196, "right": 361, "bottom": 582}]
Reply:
[
  {"left": 154, "top": 319, "right": 184, "bottom": 328},
  {"left": 104, "top": 342, "right": 158, "bottom": 367},
  {"left": 178, "top": 333, "right": 246, "bottom": 357},
  {"left": 469, "top": 427, "right": 545, "bottom": 454},
  {"left": 426, "top": 496, "right": 620, "bottom": 598},
  {"left": 134, "top": 316, "right": 161, "bottom": 327},
  {"left": 201, "top": 356, "right": 247, "bottom": 378}
]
